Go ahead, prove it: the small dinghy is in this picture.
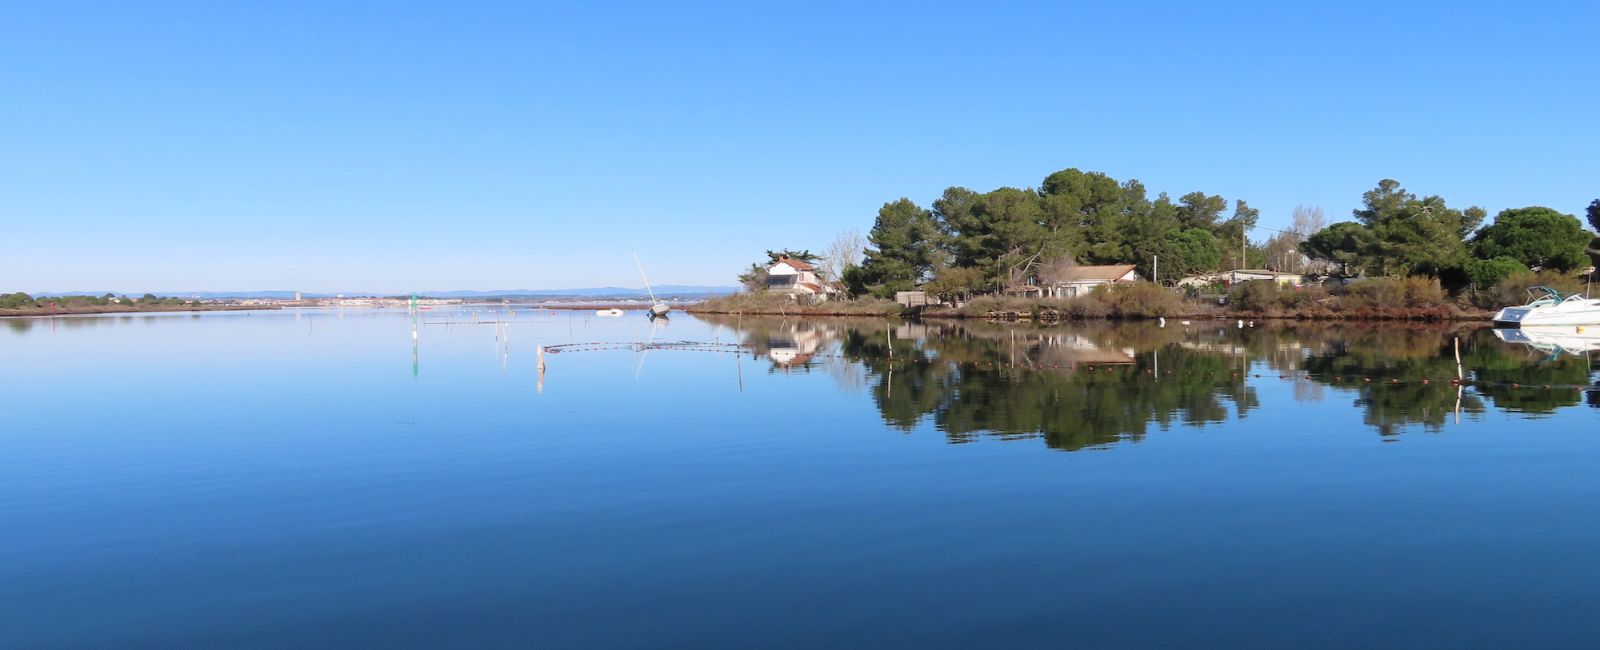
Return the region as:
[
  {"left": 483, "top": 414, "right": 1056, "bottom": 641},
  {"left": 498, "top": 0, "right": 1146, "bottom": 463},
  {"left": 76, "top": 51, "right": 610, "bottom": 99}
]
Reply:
[{"left": 596, "top": 308, "right": 624, "bottom": 317}]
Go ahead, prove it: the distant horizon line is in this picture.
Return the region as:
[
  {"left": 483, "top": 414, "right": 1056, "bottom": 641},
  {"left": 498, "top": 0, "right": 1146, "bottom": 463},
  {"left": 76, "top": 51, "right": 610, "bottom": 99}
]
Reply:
[{"left": 17, "top": 285, "right": 742, "bottom": 298}]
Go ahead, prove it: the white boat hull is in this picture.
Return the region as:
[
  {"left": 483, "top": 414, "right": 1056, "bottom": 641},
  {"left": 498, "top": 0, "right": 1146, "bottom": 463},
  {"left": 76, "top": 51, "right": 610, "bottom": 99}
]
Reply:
[
  {"left": 1493, "top": 299, "right": 1600, "bottom": 327},
  {"left": 596, "top": 309, "right": 624, "bottom": 317},
  {"left": 648, "top": 303, "right": 670, "bottom": 318}
]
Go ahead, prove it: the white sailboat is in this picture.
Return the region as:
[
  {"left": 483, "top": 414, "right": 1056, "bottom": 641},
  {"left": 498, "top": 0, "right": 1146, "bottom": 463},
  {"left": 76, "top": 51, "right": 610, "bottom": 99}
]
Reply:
[
  {"left": 634, "top": 253, "right": 670, "bottom": 319},
  {"left": 1492, "top": 286, "right": 1600, "bottom": 327}
]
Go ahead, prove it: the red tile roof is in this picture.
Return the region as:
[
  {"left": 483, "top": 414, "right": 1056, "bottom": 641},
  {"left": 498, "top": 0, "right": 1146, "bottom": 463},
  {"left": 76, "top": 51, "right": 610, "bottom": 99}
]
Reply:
[
  {"left": 1054, "top": 264, "right": 1139, "bottom": 283},
  {"left": 774, "top": 256, "right": 815, "bottom": 271}
]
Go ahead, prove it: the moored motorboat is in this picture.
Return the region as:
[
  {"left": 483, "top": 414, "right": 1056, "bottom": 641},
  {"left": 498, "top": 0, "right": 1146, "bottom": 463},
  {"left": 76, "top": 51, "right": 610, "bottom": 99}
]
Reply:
[{"left": 1492, "top": 287, "right": 1600, "bottom": 327}]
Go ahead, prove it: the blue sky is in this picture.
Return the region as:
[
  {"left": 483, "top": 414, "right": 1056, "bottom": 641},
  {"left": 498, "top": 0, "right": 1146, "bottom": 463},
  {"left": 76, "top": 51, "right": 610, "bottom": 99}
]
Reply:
[{"left": 4, "top": 1, "right": 1596, "bottom": 293}]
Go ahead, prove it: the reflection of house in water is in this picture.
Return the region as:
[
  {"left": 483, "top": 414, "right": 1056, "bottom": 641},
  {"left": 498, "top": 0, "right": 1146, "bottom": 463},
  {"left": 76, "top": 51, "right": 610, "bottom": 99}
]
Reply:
[
  {"left": 1035, "top": 332, "right": 1136, "bottom": 367},
  {"left": 894, "top": 322, "right": 930, "bottom": 341},
  {"left": 768, "top": 323, "right": 827, "bottom": 367}
]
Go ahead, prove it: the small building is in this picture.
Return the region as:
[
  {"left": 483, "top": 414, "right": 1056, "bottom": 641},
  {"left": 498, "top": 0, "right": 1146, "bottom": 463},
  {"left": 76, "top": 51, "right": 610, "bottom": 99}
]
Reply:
[
  {"left": 1045, "top": 264, "right": 1141, "bottom": 298},
  {"left": 1003, "top": 285, "right": 1045, "bottom": 298},
  {"left": 895, "top": 290, "right": 930, "bottom": 308},
  {"left": 1225, "top": 269, "right": 1304, "bottom": 287},
  {"left": 766, "top": 255, "right": 837, "bottom": 301},
  {"left": 1176, "top": 274, "right": 1221, "bottom": 289}
]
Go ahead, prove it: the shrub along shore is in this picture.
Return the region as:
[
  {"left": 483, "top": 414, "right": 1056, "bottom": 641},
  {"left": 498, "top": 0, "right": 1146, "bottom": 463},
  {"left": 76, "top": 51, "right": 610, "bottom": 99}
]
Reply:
[{"left": 690, "top": 271, "right": 1590, "bottom": 322}]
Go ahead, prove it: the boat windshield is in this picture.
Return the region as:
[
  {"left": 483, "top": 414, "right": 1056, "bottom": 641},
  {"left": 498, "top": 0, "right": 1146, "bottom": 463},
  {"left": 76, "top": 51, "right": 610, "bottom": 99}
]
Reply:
[{"left": 1525, "top": 286, "right": 1564, "bottom": 305}]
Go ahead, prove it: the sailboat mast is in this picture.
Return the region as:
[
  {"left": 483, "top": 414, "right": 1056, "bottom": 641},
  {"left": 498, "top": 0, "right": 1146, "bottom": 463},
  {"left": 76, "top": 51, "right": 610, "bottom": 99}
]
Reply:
[{"left": 634, "top": 253, "right": 659, "bottom": 304}]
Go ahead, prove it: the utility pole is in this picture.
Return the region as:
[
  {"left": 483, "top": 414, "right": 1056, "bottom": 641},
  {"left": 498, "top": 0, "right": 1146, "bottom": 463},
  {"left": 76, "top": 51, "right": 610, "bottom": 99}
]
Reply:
[{"left": 1241, "top": 225, "right": 1247, "bottom": 270}]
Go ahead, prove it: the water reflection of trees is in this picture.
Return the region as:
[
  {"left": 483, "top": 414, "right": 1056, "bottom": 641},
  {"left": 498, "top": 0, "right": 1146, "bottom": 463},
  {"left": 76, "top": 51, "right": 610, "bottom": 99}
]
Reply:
[
  {"left": 839, "top": 322, "right": 1261, "bottom": 451},
  {"left": 701, "top": 316, "right": 1598, "bottom": 448},
  {"left": 1, "top": 313, "right": 206, "bottom": 336}
]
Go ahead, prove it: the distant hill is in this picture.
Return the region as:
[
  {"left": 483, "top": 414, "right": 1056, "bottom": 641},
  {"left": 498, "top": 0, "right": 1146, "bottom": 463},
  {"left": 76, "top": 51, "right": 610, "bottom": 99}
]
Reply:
[
  {"left": 29, "top": 286, "right": 740, "bottom": 299},
  {"left": 32, "top": 291, "right": 333, "bottom": 299}
]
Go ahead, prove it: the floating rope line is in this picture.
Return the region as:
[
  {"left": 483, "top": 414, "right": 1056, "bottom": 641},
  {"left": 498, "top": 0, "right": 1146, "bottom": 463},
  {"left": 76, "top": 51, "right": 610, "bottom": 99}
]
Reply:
[{"left": 543, "top": 341, "right": 750, "bottom": 354}]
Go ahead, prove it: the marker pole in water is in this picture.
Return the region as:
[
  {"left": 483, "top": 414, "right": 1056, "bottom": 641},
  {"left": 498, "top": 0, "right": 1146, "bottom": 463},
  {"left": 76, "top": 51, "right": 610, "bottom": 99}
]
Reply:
[
  {"left": 1454, "top": 336, "right": 1463, "bottom": 381},
  {"left": 537, "top": 345, "right": 546, "bottom": 371}
]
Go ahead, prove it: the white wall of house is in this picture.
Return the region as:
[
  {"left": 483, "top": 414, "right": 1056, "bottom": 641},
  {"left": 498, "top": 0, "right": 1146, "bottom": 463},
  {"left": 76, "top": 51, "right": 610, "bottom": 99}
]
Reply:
[
  {"left": 1228, "top": 270, "right": 1304, "bottom": 286},
  {"left": 1047, "top": 268, "right": 1139, "bottom": 298},
  {"left": 767, "top": 260, "right": 832, "bottom": 301}
]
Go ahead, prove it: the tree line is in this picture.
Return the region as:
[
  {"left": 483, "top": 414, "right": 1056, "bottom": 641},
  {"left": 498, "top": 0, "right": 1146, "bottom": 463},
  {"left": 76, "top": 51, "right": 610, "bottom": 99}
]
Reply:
[
  {"left": 827, "top": 167, "right": 1597, "bottom": 299},
  {"left": 0, "top": 292, "right": 193, "bottom": 310},
  {"left": 1299, "top": 183, "right": 1599, "bottom": 289}
]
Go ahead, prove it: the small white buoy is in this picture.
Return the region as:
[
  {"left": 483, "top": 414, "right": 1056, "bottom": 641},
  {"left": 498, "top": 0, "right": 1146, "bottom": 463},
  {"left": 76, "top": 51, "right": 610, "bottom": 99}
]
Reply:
[
  {"left": 1237, "top": 319, "right": 1244, "bottom": 329},
  {"left": 1158, "top": 317, "right": 1166, "bottom": 328}
]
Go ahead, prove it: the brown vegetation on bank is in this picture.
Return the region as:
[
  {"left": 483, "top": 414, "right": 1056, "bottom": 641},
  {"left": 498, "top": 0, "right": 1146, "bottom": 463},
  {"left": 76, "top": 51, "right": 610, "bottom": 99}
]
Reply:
[
  {"left": 686, "top": 292, "right": 905, "bottom": 317},
  {"left": 694, "top": 272, "right": 1588, "bottom": 323}
]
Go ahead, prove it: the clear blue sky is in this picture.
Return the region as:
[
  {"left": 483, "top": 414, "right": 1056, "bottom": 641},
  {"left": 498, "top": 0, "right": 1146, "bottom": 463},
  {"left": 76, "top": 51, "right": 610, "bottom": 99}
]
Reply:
[{"left": 4, "top": 1, "right": 1596, "bottom": 293}]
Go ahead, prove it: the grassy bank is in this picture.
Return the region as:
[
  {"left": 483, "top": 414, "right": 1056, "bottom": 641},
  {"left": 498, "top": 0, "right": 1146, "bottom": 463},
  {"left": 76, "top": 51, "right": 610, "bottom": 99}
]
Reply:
[{"left": 687, "top": 292, "right": 905, "bottom": 317}]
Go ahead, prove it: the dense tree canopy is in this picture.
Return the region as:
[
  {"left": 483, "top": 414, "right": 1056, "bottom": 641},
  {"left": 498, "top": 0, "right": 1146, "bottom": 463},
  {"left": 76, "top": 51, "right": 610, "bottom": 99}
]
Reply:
[
  {"left": 850, "top": 199, "right": 939, "bottom": 297},
  {"left": 1472, "top": 207, "right": 1590, "bottom": 272},
  {"left": 1298, "top": 179, "right": 1486, "bottom": 280},
  {"left": 860, "top": 167, "right": 1270, "bottom": 294},
  {"left": 1299, "top": 222, "right": 1372, "bottom": 276},
  {"left": 772, "top": 169, "right": 1594, "bottom": 301},
  {"left": 1166, "top": 228, "right": 1223, "bottom": 278}
]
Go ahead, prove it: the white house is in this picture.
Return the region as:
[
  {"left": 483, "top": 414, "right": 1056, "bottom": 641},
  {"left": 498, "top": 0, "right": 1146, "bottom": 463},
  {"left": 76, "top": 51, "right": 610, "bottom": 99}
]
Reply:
[
  {"left": 766, "top": 255, "right": 837, "bottom": 301},
  {"left": 1180, "top": 269, "right": 1305, "bottom": 288},
  {"left": 1045, "top": 264, "right": 1141, "bottom": 298}
]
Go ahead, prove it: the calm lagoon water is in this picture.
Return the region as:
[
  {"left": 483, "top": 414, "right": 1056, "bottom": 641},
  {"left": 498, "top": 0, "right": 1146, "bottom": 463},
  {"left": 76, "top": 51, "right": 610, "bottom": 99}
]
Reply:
[{"left": 3, "top": 308, "right": 1598, "bottom": 648}]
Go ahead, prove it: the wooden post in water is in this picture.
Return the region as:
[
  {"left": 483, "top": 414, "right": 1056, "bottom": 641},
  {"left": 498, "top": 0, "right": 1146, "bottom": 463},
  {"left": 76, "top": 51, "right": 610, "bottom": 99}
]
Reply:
[
  {"left": 537, "top": 345, "right": 546, "bottom": 371},
  {"left": 886, "top": 322, "right": 893, "bottom": 359},
  {"left": 1454, "top": 336, "right": 1463, "bottom": 380}
]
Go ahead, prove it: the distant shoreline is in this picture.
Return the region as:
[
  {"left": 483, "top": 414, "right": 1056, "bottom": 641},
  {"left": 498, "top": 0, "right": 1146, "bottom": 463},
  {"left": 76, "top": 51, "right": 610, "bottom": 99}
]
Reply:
[
  {"left": 0, "top": 305, "right": 280, "bottom": 318},
  {"left": 684, "top": 304, "right": 1498, "bottom": 322}
]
